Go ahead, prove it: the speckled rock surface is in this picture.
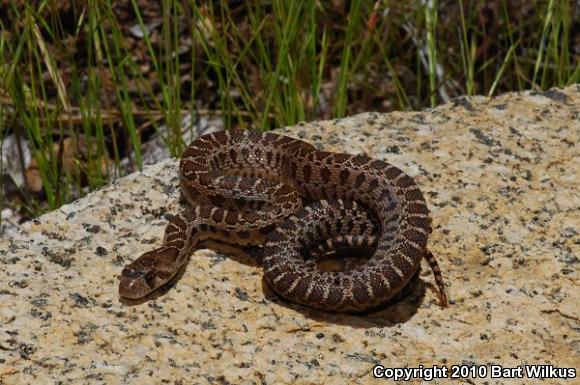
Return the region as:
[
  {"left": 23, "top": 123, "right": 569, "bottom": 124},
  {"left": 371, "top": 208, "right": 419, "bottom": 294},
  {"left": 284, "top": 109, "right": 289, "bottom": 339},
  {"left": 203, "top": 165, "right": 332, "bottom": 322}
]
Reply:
[{"left": 1, "top": 86, "right": 578, "bottom": 385}]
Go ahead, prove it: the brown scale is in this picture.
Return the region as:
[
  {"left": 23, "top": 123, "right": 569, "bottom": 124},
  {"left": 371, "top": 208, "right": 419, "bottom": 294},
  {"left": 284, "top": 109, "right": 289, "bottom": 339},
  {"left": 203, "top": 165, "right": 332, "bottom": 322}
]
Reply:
[{"left": 119, "top": 130, "right": 447, "bottom": 312}]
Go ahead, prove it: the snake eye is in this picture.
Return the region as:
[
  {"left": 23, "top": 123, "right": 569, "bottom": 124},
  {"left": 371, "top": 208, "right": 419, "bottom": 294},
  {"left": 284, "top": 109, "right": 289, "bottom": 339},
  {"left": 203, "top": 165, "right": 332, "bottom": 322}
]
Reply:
[{"left": 121, "top": 268, "right": 146, "bottom": 278}]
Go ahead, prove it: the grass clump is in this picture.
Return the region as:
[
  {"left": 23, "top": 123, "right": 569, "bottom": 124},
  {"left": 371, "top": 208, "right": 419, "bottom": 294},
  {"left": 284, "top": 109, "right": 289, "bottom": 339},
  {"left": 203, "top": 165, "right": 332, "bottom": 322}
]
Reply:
[{"left": 0, "top": 0, "right": 578, "bottom": 227}]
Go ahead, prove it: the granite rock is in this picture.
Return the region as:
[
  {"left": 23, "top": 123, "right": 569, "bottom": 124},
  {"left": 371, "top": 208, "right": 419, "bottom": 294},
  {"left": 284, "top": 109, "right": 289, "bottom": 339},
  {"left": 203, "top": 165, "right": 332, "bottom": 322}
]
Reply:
[{"left": 1, "top": 86, "right": 579, "bottom": 385}]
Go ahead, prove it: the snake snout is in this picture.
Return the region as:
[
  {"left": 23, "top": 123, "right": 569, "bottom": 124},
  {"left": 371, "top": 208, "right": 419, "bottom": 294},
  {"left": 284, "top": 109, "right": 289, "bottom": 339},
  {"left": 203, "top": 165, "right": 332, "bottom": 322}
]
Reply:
[{"left": 119, "top": 269, "right": 149, "bottom": 299}]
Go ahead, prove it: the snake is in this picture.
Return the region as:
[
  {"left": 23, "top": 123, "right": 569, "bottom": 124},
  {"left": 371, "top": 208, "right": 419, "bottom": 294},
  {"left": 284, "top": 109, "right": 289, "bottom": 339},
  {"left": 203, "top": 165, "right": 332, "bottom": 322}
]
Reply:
[{"left": 119, "top": 130, "right": 447, "bottom": 312}]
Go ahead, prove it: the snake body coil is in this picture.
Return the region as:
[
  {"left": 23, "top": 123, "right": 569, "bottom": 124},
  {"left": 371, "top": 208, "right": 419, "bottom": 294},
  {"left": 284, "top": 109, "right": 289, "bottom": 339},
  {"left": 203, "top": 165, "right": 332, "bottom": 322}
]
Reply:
[{"left": 119, "top": 130, "right": 447, "bottom": 312}]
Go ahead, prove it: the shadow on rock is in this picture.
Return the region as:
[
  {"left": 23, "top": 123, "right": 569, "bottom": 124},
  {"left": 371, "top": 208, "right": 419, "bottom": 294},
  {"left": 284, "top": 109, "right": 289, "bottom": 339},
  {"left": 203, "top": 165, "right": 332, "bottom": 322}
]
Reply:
[{"left": 260, "top": 268, "right": 431, "bottom": 328}]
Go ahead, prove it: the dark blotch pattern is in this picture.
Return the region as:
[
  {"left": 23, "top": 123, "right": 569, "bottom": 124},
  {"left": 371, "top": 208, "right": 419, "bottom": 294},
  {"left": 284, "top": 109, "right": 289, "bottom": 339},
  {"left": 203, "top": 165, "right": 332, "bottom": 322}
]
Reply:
[
  {"left": 121, "top": 130, "right": 445, "bottom": 313},
  {"left": 320, "top": 167, "right": 331, "bottom": 183},
  {"left": 339, "top": 169, "right": 350, "bottom": 185}
]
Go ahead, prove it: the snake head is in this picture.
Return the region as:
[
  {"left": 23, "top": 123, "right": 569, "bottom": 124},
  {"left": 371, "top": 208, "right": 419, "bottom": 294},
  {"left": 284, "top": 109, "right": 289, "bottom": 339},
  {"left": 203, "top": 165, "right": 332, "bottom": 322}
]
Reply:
[
  {"left": 119, "top": 268, "right": 153, "bottom": 299},
  {"left": 118, "top": 248, "right": 179, "bottom": 299}
]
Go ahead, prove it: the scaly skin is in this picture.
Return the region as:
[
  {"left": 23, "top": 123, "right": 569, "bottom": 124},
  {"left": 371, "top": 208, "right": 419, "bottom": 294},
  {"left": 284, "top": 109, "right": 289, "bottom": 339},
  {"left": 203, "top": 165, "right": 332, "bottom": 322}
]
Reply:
[{"left": 119, "top": 130, "right": 447, "bottom": 312}]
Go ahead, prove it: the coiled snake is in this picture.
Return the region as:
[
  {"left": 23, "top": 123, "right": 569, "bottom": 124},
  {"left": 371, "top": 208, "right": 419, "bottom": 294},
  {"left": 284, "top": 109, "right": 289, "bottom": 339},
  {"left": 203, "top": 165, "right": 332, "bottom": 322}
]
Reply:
[{"left": 119, "top": 130, "right": 447, "bottom": 312}]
